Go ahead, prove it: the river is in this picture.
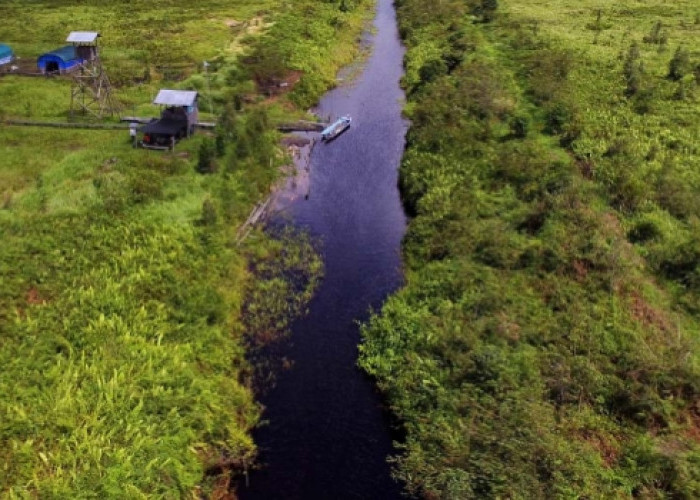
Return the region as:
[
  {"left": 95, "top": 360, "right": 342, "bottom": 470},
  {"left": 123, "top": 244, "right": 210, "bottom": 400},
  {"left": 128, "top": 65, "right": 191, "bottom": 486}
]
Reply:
[{"left": 238, "top": 0, "right": 407, "bottom": 497}]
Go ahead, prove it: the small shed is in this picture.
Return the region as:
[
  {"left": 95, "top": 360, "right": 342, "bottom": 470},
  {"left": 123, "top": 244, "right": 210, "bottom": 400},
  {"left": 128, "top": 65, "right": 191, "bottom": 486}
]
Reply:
[
  {"left": 154, "top": 90, "right": 199, "bottom": 129},
  {"left": 152, "top": 89, "right": 199, "bottom": 134},
  {"left": 66, "top": 31, "right": 100, "bottom": 62},
  {"left": 139, "top": 90, "right": 199, "bottom": 149},
  {"left": 0, "top": 44, "right": 14, "bottom": 66},
  {"left": 37, "top": 45, "right": 83, "bottom": 74}
]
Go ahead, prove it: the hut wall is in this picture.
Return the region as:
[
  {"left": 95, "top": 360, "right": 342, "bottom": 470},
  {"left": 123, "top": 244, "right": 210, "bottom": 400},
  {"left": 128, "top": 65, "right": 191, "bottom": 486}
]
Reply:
[
  {"left": 37, "top": 46, "right": 83, "bottom": 73},
  {"left": 76, "top": 45, "right": 97, "bottom": 61}
]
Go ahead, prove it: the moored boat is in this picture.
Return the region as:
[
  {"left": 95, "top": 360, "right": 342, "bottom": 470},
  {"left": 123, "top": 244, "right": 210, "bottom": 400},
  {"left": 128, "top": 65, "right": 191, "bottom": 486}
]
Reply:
[{"left": 321, "top": 115, "right": 352, "bottom": 141}]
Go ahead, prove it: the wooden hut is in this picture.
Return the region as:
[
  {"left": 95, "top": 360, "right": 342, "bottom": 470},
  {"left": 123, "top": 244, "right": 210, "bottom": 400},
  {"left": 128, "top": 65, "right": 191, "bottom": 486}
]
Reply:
[
  {"left": 140, "top": 90, "right": 199, "bottom": 149},
  {"left": 66, "top": 31, "right": 100, "bottom": 62}
]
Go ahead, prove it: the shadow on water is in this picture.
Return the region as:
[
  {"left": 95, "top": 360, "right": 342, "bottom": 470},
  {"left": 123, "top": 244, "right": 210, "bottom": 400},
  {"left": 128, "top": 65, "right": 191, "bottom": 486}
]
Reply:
[{"left": 238, "top": 0, "right": 408, "bottom": 498}]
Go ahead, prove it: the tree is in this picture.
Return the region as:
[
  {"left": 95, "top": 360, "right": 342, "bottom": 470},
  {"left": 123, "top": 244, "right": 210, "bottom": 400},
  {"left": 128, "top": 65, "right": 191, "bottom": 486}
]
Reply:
[
  {"left": 623, "top": 42, "right": 644, "bottom": 96},
  {"left": 481, "top": 0, "right": 499, "bottom": 22},
  {"left": 472, "top": 0, "right": 498, "bottom": 23},
  {"left": 199, "top": 198, "right": 218, "bottom": 226},
  {"left": 668, "top": 46, "right": 690, "bottom": 80},
  {"left": 197, "top": 138, "right": 217, "bottom": 174}
]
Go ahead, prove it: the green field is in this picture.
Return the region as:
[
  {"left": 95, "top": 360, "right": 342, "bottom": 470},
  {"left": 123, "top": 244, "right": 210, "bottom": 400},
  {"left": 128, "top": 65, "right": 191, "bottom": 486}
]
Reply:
[
  {"left": 361, "top": 0, "right": 700, "bottom": 498},
  {"left": 0, "top": 0, "right": 370, "bottom": 496}
]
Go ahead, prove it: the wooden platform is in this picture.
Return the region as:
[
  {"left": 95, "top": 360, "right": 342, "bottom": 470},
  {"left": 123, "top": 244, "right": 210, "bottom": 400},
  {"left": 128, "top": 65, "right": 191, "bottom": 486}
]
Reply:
[{"left": 276, "top": 120, "right": 326, "bottom": 132}]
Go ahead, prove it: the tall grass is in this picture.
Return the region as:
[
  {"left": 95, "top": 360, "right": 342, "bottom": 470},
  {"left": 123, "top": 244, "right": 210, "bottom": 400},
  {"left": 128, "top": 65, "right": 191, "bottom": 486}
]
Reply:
[
  {"left": 360, "top": 0, "right": 700, "bottom": 497},
  {"left": 1, "top": 0, "right": 373, "bottom": 496}
]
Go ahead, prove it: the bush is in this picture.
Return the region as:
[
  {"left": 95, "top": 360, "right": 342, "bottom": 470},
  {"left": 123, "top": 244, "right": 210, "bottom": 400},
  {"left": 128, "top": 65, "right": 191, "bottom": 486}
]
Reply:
[
  {"left": 668, "top": 46, "right": 691, "bottom": 81},
  {"left": 419, "top": 58, "right": 448, "bottom": 84},
  {"left": 199, "top": 198, "right": 218, "bottom": 226},
  {"left": 510, "top": 113, "right": 530, "bottom": 138},
  {"left": 197, "top": 138, "right": 217, "bottom": 174},
  {"left": 544, "top": 101, "right": 572, "bottom": 135},
  {"left": 628, "top": 219, "right": 661, "bottom": 243},
  {"left": 128, "top": 170, "right": 164, "bottom": 204},
  {"left": 623, "top": 42, "right": 644, "bottom": 97},
  {"left": 643, "top": 20, "right": 668, "bottom": 46}
]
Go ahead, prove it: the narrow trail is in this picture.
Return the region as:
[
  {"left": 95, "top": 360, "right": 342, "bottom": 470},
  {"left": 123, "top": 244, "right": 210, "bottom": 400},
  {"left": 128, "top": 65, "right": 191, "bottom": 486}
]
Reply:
[{"left": 238, "top": 0, "right": 408, "bottom": 498}]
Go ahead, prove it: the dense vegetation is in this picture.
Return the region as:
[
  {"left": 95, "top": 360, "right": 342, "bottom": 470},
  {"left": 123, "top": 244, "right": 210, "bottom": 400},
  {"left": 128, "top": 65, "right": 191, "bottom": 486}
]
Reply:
[
  {"left": 360, "top": 0, "right": 700, "bottom": 497},
  {"left": 0, "top": 0, "right": 370, "bottom": 496}
]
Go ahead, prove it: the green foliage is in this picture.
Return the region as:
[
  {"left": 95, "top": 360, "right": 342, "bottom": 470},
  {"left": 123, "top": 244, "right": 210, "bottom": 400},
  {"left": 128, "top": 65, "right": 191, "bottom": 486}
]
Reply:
[
  {"left": 197, "top": 137, "right": 218, "bottom": 174},
  {"left": 361, "top": 0, "right": 700, "bottom": 497},
  {"left": 643, "top": 20, "right": 669, "bottom": 46},
  {"left": 509, "top": 112, "right": 530, "bottom": 138},
  {"left": 0, "top": 213, "right": 259, "bottom": 497},
  {"left": 472, "top": 0, "right": 499, "bottom": 23},
  {"left": 668, "top": 46, "right": 691, "bottom": 81},
  {"left": 624, "top": 42, "right": 644, "bottom": 97},
  {"left": 243, "top": 229, "right": 324, "bottom": 347},
  {"left": 242, "top": 0, "right": 373, "bottom": 108},
  {"left": 0, "top": 0, "right": 371, "bottom": 496}
]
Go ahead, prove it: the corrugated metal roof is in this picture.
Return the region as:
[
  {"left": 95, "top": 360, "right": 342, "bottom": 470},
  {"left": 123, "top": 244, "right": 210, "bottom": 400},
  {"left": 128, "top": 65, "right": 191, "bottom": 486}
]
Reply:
[
  {"left": 153, "top": 90, "right": 198, "bottom": 107},
  {"left": 66, "top": 31, "right": 99, "bottom": 43}
]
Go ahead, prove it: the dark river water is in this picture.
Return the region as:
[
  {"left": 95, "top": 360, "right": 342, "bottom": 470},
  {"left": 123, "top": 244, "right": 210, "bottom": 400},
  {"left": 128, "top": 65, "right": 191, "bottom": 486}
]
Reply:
[{"left": 238, "top": 0, "right": 408, "bottom": 498}]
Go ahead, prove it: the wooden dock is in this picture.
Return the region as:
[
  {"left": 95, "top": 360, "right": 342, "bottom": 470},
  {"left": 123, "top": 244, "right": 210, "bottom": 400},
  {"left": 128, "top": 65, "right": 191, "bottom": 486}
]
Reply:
[
  {"left": 3, "top": 118, "right": 328, "bottom": 134},
  {"left": 276, "top": 120, "right": 326, "bottom": 132},
  {"left": 121, "top": 117, "right": 327, "bottom": 133}
]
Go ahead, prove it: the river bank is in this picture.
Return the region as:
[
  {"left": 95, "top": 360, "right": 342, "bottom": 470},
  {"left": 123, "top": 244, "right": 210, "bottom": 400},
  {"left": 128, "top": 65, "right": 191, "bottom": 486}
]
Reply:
[{"left": 359, "top": 0, "right": 700, "bottom": 498}]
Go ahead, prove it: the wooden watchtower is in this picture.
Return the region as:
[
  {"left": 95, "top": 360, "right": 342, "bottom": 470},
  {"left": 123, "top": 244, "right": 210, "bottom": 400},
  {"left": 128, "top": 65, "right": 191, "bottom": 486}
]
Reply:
[
  {"left": 68, "top": 31, "right": 118, "bottom": 119},
  {"left": 69, "top": 31, "right": 100, "bottom": 62}
]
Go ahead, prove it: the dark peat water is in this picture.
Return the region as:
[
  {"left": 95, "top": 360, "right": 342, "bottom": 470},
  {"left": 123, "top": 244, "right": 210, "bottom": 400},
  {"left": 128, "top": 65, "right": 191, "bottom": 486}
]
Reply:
[{"left": 238, "top": 0, "right": 408, "bottom": 497}]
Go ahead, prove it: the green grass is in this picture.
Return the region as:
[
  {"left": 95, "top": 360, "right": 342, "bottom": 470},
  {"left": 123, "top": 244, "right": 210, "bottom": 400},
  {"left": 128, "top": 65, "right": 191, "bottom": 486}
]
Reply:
[
  {"left": 0, "top": 0, "right": 374, "bottom": 496},
  {"left": 360, "top": 0, "right": 700, "bottom": 498}
]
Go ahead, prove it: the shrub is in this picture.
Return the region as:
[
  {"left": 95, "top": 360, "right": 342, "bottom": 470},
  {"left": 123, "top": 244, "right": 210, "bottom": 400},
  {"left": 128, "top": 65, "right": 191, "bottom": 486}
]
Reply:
[
  {"left": 623, "top": 42, "right": 644, "bottom": 97},
  {"left": 668, "top": 46, "right": 691, "bottom": 81},
  {"left": 544, "top": 101, "right": 572, "bottom": 135},
  {"left": 128, "top": 170, "right": 164, "bottom": 204},
  {"left": 200, "top": 198, "right": 218, "bottom": 226},
  {"left": 197, "top": 138, "right": 217, "bottom": 174},
  {"left": 628, "top": 219, "right": 661, "bottom": 243},
  {"left": 94, "top": 172, "right": 130, "bottom": 214},
  {"left": 510, "top": 113, "right": 530, "bottom": 138},
  {"left": 643, "top": 21, "right": 667, "bottom": 45},
  {"left": 472, "top": 0, "right": 498, "bottom": 23},
  {"left": 419, "top": 58, "right": 448, "bottom": 84}
]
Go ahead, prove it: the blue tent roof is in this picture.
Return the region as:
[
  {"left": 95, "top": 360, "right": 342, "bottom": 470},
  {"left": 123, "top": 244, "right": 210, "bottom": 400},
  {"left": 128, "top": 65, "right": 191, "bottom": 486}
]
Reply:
[
  {"left": 40, "top": 45, "right": 78, "bottom": 62},
  {"left": 0, "top": 44, "right": 13, "bottom": 60}
]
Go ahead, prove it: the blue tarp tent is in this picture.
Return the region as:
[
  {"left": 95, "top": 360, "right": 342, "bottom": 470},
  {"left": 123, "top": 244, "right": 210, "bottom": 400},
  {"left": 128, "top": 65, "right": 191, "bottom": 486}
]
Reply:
[
  {"left": 37, "top": 45, "right": 83, "bottom": 73},
  {"left": 0, "top": 44, "right": 13, "bottom": 66}
]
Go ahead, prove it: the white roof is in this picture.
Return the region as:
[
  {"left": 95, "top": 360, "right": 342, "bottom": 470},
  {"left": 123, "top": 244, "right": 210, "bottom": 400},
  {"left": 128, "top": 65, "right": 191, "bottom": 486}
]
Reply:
[
  {"left": 153, "top": 90, "right": 198, "bottom": 107},
  {"left": 66, "top": 31, "right": 100, "bottom": 43}
]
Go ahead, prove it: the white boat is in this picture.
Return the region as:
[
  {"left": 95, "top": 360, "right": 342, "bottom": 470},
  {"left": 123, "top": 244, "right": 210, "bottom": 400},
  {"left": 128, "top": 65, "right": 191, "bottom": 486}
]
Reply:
[{"left": 321, "top": 115, "right": 352, "bottom": 141}]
